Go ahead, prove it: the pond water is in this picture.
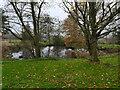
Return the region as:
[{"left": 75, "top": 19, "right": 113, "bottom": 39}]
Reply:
[
  {"left": 11, "top": 46, "right": 88, "bottom": 59},
  {"left": 12, "top": 51, "right": 23, "bottom": 59}
]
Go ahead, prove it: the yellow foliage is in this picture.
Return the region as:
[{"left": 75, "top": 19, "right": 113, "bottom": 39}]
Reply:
[
  {"left": 81, "top": 2, "right": 86, "bottom": 6},
  {"left": 70, "top": 6, "right": 74, "bottom": 9},
  {"left": 81, "top": 0, "right": 86, "bottom": 6}
]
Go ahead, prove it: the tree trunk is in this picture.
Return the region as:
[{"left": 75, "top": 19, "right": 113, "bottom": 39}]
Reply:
[
  {"left": 88, "top": 38, "right": 100, "bottom": 62},
  {"left": 34, "top": 44, "right": 41, "bottom": 58},
  {"left": 47, "top": 46, "right": 50, "bottom": 57},
  {"left": 34, "top": 36, "right": 41, "bottom": 58},
  {"left": 87, "top": 2, "right": 99, "bottom": 62}
]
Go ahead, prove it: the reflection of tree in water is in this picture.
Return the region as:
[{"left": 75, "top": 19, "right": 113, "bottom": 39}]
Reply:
[
  {"left": 53, "top": 46, "right": 63, "bottom": 58},
  {"left": 47, "top": 46, "right": 51, "bottom": 57},
  {"left": 23, "top": 48, "right": 33, "bottom": 59}
]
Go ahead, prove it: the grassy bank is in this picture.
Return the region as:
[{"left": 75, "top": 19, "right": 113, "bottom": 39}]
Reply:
[
  {"left": 99, "top": 44, "right": 120, "bottom": 49},
  {"left": 2, "top": 53, "right": 119, "bottom": 88}
]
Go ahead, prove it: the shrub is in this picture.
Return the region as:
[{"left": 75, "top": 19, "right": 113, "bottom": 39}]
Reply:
[{"left": 79, "top": 52, "right": 90, "bottom": 58}]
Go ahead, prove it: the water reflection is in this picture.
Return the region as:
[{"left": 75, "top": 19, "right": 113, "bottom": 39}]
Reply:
[
  {"left": 11, "top": 46, "right": 87, "bottom": 59},
  {"left": 41, "top": 46, "right": 71, "bottom": 58},
  {"left": 12, "top": 51, "right": 23, "bottom": 59}
]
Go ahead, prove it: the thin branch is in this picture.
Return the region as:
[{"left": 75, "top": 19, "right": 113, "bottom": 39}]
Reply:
[
  {"left": 37, "top": 1, "right": 44, "bottom": 34},
  {"left": 10, "top": 2, "right": 34, "bottom": 39},
  {"left": 62, "top": 0, "right": 84, "bottom": 33},
  {"left": 4, "top": 27, "right": 22, "bottom": 40}
]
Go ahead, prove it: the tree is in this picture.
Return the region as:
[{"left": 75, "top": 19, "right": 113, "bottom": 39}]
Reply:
[
  {"left": 116, "top": 30, "right": 120, "bottom": 45},
  {"left": 40, "top": 14, "right": 55, "bottom": 43},
  {"left": 52, "top": 20, "right": 64, "bottom": 46},
  {"left": 22, "top": 22, "right": 31, "bottom": 41},
  {"left": 1, "top": 9, "right": 10, "bottom": 34},
  {"left": 63, "top": 15, "right": 86, "bottom": 48},
  {"left": 114, "top": 29, "right": 120, "bottom": 45},
  {"left": 62, "top": 1, "right": 120, "bottom": 62},
  {"left": 52, "top": 35, "right": 64, "bottom": 46},
  {"left": 3, "top": 1, "right": 47, "bottom": 58}
]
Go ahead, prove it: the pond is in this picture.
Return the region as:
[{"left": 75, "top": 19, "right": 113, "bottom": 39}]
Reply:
[{"left": 10, "top": 46, "right": 88, "bottom": 59}]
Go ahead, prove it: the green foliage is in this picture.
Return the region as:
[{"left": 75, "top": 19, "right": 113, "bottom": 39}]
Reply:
[
  {"left": 1, "top": 10, "right": 9, "bottom": 34},
  {"left": 39, "top": 42, "right": 53, "bottom": 46},
  {"left": 52, "top": 35, "right": 64, "bottom": 46},
  {"left": 9, "top": 40, "right": 21, "bottom": 43},
  {"left": 2, "top": 54, "right": 119, "bottom": 88},
  {"left": 99, "top": 44, "right": 120, "bottom": 49},
  {"left": 115, "top": 30, "right": 120, "bottom": 45}
]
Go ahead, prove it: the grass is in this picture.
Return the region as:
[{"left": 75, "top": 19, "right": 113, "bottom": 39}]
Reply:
[
  {"left": 0, "top": 63, "right": 2, "bottom": 89},
  {"left": 2, "top": 53, "right": 119, "bottom": 88},
  {"left": 2, "top": 40, "right": 21, "bottom": 44},
  {"left": 9, "top": 40, "right": 21, "bottom": 43},
  {"left": 99, "top": 44, "right": 120, "bottom": 49}
]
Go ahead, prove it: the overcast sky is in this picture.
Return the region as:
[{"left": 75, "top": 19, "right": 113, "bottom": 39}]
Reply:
[
  {"left": 0, "top": 0, "right": 5, "bottom": 8},
  {"left": 46, "top": 3, "right": 68, "bottom": 20},
  {"left": 0, "top": 0, "right": 68, "bottom": 21}
]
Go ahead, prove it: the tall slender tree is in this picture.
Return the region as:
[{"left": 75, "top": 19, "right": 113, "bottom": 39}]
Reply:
[{"left": 3, "top": 1, "right": 46, "bottom": 58}]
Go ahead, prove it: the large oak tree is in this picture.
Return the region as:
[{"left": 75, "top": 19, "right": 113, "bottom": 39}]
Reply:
[{"left": 62, "top": 0, "right": 120, "bottom": 62}]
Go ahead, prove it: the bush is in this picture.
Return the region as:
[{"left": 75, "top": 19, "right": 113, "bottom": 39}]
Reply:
[
  {"left": 98, "top": 51, "right": 108, "bottom": 56},
  {"left": 52, "top": 35, "right": 64, "bottom": 46},
  {"left": 79, "top": 52, "right": 90, "bottom": 58}
]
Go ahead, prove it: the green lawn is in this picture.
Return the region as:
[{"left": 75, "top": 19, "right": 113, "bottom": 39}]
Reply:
[
  {"left": 99, "top": 44, "right": 120, "bottom": 49},
  {"left": 2, "top": 53, "right": 119, "bottom": 88},
  {"left": 2, "top": 40, "right": 21, "bottom": 43},
  {"left": 0, "top": 63, "right": 2, "bottom": 89}
]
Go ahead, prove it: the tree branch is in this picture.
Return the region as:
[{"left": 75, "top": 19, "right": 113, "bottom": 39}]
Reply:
[
  {"left": 4, "top": 27, "right": 22, "bottom": 40},
  {"left": 10, "top": 2, "right": 34, "bottom": 39}
]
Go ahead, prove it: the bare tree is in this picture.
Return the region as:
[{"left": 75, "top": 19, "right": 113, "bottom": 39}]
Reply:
[
  {"left": 62, "top": 0, "right": 120, "bottom": 62},
  {"left": 3, "top": 1, "right": 46, "bottom": 58}
]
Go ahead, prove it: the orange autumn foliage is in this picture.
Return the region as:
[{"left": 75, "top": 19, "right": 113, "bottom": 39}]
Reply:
[{"left": 63, "top": 15, "right": 86, "bottom": 48}]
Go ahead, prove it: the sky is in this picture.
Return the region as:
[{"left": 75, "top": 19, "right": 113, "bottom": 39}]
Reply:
[
  {"left": 46, "top": 3, "right": 68, "bottom": 20},
  {"left": 0, "top": 0, "right": 5, "bottom": 8},
  {"left": 0, "top": 0, "right": 68, "bottom": 21},
  {"left": 0, "top": 0, "right": 117, "bottom": 20}
]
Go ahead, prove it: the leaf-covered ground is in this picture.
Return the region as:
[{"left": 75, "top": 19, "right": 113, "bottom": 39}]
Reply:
[{"left": 2, "top": 53, "right": 119, "bottom": 88}]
